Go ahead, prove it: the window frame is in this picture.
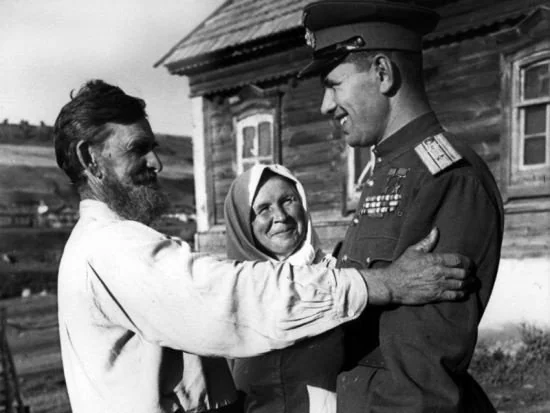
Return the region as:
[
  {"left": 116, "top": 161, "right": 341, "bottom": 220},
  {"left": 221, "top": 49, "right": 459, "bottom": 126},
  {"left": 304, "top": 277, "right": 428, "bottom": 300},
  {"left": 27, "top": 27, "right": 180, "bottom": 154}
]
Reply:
[
  {"left": 234, "top": 110, "right": 277, "bottom": 175},
  {"left": 514, "top": 54, "right": 550, "bottom": 170},
  {"left": 501, "top": 39, "right": 550, "bottom": 200}
]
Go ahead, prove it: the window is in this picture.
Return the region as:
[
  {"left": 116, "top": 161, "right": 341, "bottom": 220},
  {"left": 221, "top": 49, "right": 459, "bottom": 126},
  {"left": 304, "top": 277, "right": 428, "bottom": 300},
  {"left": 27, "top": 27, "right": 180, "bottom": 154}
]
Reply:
[
  {"left": 514, "top": 56, "right": 550, "bottom": 168},
  {"left": 235, "top": 113, "right": 275, "bottom": 174},
  {"left": 504, "top": 44, "right": 550, "bottom": 198},
  {"left": 345, "top": 145, "right": 374, "bottom": 212},
  {"left": 499, "top": 6, "right": 550, "bottom": 200}
]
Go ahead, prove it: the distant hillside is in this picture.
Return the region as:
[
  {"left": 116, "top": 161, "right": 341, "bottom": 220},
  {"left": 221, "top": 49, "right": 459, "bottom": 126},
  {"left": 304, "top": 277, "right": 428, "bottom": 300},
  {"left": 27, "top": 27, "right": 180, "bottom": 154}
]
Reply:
[
  {"left": 0, "top": 120, "right": 195, "bottom": 211},
  {"left": 0, "top": 120, "right": 53, "bottom": 146}
]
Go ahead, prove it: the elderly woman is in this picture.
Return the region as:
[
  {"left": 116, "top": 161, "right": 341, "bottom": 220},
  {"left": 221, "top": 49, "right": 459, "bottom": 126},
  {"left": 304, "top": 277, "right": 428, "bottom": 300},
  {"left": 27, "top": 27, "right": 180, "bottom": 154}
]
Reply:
[{"left": 224, "top": 164, "right": 342, "bottom": 413}]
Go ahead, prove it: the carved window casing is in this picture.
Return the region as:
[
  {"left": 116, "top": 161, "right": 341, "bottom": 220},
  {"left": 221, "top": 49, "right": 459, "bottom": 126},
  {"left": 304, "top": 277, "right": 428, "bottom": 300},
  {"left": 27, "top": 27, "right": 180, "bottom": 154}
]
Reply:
[
  {"left": 503, "top": 39, "right": 550, "bottom": 199},
  {"left": 230, "top": 85, "right": 282, "bottom": 176},
  {"left": 510, "top": 49, "right": 550, "bottom": 190},
  {"left": 234, "top": 112, "right": 275, "bottom": 174},
  {"left": 500, "top": 8, "right": 550, "bottom": 200}
]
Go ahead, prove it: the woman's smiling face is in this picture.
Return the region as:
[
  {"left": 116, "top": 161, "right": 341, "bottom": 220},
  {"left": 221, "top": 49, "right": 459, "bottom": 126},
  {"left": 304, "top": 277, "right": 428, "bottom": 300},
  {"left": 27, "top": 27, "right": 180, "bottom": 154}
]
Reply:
[{"left": 251, "top": 174, "right": 307, "bottom": 260}]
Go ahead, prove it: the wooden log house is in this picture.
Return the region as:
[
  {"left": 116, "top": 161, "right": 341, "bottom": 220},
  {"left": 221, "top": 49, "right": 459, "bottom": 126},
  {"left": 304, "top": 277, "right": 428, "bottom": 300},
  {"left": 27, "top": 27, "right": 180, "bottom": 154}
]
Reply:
[{"left": 156, "top": 0, "right": 550, "bottom": 331}]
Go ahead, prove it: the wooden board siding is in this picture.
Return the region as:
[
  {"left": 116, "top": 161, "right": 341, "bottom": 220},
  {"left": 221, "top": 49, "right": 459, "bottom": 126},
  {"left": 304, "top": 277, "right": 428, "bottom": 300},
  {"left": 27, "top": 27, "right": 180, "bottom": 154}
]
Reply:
[
  {"left": 283, "top": 77, "right": 327, "bottom": 130},
  {"left": 502, "top": 210, "right": 550, "bottom": 259},
  {"left": 425, "top": 36, "right": 503, "bottom": 187},
  {"left": 204, "top": 98, "right": 237, "bottom": 224},
  {"left": 281, "top": 76, "right": 346, "bottom": 216}
]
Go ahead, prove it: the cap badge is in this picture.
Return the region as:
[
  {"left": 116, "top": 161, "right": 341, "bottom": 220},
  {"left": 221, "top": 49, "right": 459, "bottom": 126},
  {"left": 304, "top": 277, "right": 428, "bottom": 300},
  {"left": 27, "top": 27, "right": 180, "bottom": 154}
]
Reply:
[{"left": 305, "top": 28, "right": 316, "bottom": 49}]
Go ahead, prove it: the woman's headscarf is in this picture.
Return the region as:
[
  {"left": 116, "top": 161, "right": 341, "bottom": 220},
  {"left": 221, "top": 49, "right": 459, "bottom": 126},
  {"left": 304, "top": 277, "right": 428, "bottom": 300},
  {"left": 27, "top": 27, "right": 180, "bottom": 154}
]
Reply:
[{"left": 224, "top": 164, "right": 322, "bottom": 266}]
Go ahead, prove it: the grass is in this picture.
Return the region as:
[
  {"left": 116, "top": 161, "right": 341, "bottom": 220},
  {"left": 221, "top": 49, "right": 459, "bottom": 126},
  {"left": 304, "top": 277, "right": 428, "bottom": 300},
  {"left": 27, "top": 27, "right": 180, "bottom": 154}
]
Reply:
[{"left": 470, "top": 324, "right": 550, "bottom": 412}]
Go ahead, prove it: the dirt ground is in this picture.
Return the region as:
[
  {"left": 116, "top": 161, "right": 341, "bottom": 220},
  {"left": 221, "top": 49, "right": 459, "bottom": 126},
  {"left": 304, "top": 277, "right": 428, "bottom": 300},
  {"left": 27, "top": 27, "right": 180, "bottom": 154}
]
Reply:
[{"left": 2, "top": 295, "right": 549, "bottom": 413}]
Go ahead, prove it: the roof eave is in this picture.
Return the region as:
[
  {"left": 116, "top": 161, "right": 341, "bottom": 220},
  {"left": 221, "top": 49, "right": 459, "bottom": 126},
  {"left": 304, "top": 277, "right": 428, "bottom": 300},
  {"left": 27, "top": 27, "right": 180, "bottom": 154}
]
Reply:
[
  {"left": 163, "top": 28, "right": 304, "bottom": 76},
  {"left": 424, "top": 13, "right": 526, "bottom": 49}
]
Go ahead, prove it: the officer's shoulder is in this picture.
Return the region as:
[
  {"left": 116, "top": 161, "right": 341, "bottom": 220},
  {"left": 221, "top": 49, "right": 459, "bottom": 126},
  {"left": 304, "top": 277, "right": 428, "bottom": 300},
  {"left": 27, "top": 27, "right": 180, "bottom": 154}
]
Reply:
[{"left": 413, "top": 133, "right": 474, "bottom": 177}]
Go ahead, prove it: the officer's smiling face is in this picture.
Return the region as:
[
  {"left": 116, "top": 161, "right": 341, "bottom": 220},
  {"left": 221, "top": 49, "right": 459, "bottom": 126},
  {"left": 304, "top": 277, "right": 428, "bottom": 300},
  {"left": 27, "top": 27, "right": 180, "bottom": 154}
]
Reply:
[{"left": 320, "top": 61, "right": 389, "bottom": 148}]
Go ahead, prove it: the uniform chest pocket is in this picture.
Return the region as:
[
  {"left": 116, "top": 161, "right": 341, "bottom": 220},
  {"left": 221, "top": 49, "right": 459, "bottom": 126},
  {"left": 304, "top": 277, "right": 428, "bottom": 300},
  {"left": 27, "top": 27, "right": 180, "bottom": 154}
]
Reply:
[{"left": 344, "top": 237, "right": 397, "bottom": 269}]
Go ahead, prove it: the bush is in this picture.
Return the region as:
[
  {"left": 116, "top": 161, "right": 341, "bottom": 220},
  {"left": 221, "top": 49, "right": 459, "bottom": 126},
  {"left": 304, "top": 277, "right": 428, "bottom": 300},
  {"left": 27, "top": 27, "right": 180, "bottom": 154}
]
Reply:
[
  {"left": 470, "top": 324, "right": 550, "bottom": 387},
  {"left": 520, "top": 323, "right": 550, "bottom": 364}
]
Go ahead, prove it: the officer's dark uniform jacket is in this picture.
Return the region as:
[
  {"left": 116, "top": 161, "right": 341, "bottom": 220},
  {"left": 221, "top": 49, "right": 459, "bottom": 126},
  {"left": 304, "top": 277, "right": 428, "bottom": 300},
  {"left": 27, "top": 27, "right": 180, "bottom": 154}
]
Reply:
[{"left": 336, "top": 112, "right": 504, "bottom": 413}]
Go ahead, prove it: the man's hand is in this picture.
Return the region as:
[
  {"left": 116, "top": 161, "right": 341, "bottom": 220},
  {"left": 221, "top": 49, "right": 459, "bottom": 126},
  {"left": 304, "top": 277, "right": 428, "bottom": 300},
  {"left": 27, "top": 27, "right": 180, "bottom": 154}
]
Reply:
[{"left": 363, "top": 228, "right": 474, "bottom": 306}]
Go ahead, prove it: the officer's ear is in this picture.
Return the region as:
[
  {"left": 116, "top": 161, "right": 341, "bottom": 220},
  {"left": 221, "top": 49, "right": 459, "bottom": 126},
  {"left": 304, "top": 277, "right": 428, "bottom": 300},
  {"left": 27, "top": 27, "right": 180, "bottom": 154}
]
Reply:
[{"left": 372, "top": 54, "right": 396, "bottom": 95}]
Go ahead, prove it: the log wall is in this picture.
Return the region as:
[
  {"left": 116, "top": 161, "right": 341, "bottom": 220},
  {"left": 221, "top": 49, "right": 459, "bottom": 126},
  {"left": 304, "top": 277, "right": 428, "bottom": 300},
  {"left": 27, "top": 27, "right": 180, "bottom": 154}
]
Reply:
[{"left": 425, "top": 36, "right": 503, "bottom": 186}]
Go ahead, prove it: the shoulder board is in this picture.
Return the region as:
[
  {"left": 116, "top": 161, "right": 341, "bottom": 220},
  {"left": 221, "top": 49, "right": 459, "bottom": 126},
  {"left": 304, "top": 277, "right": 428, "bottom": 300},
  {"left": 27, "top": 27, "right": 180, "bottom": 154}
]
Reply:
[{"left": 414, "top": 133, "right": 463, "bottom": 175}]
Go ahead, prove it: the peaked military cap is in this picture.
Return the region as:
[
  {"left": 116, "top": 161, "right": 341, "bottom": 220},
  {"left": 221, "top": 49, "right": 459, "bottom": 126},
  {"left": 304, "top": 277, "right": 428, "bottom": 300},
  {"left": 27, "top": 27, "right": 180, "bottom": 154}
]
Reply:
[{"left": 298, "top": 0, "right": 440, "bottom": 78}]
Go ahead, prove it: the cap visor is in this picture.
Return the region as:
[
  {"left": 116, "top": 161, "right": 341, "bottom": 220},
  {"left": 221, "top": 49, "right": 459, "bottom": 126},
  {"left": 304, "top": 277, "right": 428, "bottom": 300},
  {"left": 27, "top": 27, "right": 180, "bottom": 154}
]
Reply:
[{"left": 297, "top": 54, "right": 347, "bottom": 79}]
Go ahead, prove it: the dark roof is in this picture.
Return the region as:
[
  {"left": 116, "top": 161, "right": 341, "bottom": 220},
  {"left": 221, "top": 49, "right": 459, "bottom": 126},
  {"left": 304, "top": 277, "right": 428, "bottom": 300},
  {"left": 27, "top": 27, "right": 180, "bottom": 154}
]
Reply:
[
  {"left": 155, "top": 0, "right": 310, "bottom": 71},
  {"left": 156, "top": 0, "right": 548, "bottom": 73}
]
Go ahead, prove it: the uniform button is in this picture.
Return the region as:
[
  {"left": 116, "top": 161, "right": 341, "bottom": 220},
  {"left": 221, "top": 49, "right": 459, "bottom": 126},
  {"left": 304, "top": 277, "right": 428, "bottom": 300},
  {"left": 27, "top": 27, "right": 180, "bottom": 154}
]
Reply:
[
  {"left": 365, "top": 257, "right": 372, "bottom": 265},
  {"left": 341, "top": 254, "right": 348, "bottom": 262},
  {"left": 352, "top": 217, "right": 359, "bottom": 225},
  {"left": 366, "top": 179, "right": 374, "bottom": 187},
  {"left": 377, "top": 157, "right": 382, "bottom": 163}
]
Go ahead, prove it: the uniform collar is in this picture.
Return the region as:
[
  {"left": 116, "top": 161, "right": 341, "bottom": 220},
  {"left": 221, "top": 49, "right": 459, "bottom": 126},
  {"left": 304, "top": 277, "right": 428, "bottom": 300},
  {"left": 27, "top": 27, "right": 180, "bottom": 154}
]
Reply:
[{"left": 373, "top": 112, "right": 443, "bottom": 162}]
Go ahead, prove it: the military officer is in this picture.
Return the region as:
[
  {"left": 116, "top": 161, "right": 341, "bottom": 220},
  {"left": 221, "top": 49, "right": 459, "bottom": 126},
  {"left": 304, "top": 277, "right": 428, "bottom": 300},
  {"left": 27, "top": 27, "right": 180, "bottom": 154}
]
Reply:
[{"left": 298, "top": 1, "right": 504, "bottom": 412}]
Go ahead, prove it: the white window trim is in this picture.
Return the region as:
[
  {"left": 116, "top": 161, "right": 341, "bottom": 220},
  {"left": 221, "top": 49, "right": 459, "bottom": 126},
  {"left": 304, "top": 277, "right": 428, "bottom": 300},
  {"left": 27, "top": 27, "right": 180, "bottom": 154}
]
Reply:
[
  {"left": 501, "top": 37, "right": 550, "bottom": 200},
  {"left": 513, "top": 51, "right": 550, "bottom": 173},
  {"left": 191, "top": 96, "right": 210, "bottom": 232},
  {"left": 235, "top": 112, "right": 275, "bottom": 174}
]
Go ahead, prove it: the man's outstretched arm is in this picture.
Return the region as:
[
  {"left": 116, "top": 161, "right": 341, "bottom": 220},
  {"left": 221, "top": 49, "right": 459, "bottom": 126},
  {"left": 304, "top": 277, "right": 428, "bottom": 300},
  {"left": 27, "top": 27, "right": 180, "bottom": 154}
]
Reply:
[{"left": 88, "top": 223, "right": 472, "bottom": 358}]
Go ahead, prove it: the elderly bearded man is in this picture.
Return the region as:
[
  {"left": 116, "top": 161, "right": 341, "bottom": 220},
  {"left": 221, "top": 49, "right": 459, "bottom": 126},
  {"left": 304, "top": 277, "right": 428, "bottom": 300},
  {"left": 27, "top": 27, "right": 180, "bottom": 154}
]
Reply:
[{"left": 54, "top": 80, "right": 474, "bottom": 413}]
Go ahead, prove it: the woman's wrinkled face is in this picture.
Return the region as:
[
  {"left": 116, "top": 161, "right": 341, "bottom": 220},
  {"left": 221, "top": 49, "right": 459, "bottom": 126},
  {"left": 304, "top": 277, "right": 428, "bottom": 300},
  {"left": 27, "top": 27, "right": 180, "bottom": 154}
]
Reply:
[{"left": 251, "top": 175, "right": 307, "bottom": 260}]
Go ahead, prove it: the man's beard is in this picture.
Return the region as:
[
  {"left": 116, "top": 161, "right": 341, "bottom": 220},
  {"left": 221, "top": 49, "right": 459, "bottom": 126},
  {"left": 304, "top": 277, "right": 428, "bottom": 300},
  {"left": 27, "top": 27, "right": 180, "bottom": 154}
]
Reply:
[{"left": 99, "top": 173, "right": 169, "bottom": 225}]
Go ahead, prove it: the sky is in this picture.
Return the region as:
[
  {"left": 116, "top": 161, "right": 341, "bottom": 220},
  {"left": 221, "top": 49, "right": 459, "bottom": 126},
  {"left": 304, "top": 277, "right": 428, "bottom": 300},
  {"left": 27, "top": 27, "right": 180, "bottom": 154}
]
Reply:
[{"left": 0, "top": 0, "right": 224, "bottom": 136}]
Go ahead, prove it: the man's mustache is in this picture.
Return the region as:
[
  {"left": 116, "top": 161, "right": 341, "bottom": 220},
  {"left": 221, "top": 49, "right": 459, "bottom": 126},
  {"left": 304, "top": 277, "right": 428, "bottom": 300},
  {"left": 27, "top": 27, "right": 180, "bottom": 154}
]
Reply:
[{"left": 132, "top": 170, "right": 158, "bottom": 186}]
